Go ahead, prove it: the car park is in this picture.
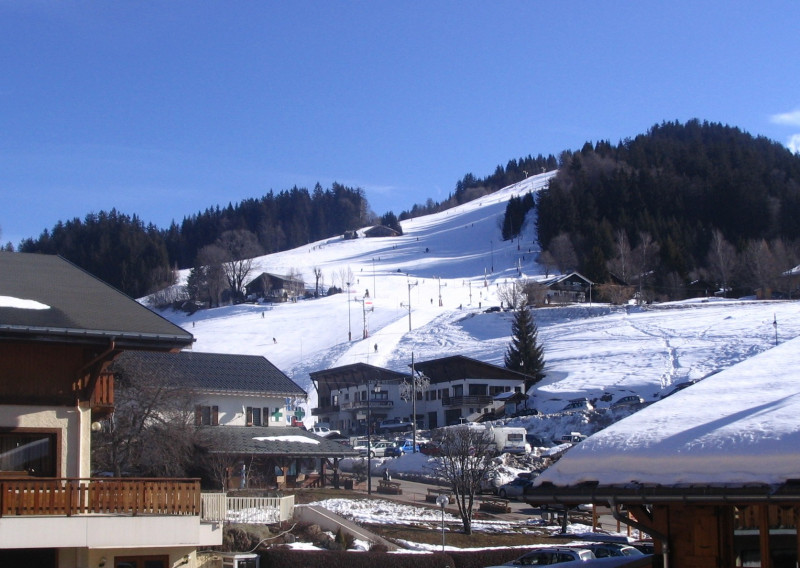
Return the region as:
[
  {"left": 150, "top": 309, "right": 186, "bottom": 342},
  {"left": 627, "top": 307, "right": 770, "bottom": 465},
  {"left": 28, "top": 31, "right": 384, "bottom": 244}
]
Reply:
[{"left": 610, "top": 395, "right": 644, "bottom": 409}]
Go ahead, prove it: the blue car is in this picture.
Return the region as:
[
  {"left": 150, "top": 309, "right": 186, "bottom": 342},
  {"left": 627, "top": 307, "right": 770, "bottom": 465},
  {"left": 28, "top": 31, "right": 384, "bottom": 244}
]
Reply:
[{"left": 385, "top": 439, "right": 420, "bottom": 457}]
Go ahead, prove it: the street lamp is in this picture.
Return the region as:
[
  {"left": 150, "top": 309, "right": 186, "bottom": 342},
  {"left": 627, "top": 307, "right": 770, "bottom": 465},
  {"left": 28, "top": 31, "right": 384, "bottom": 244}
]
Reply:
[
  {"left": 436, "top": 494, "right": 449, "bottom": 551},
  {"left": 366, "top": 380, "right": 381, "bottom": 495}
]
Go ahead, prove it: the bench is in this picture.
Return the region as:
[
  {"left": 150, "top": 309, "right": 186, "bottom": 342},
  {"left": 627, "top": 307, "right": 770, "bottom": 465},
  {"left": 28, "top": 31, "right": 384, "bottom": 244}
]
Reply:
[
  {"left": 377, "top": 479, "right": 403, "bottom": 495},
  {"left": 479, "top": 497, "right": 511, "bottom": 514},
  {"left": 426, "top": 488, "right": 454, "bottom": 504}
]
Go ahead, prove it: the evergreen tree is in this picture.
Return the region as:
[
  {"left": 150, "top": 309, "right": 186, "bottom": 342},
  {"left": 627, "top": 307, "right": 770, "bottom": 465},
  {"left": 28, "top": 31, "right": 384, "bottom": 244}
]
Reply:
[{"left": 504, "top": 304, "right": 546, "bottom": 390}]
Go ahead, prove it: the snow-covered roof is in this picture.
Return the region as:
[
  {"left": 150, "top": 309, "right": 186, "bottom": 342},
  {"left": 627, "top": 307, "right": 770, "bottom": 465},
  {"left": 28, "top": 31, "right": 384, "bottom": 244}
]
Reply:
[{"left": 534, "top": 336, "right": 800, "bottom": 488}]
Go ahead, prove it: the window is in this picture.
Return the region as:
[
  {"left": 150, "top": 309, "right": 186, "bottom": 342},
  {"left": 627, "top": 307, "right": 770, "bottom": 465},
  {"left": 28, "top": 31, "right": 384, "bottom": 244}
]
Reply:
[
  {"left": 252, "top": 407, "right": 262, "bottom": 426},
  {"left": 196, "top": 405, "right": 219, "bottom": 426},
  {"left": 0, "top": 430, "right": 57, "bottom": 476}
]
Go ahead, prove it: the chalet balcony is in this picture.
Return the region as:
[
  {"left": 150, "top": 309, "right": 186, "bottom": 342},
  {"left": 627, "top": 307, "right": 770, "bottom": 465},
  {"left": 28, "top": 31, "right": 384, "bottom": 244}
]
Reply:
[
  {"left": 312, "top": 405, "right": 339, "bottom": 416},
  {"left": 442, "top": 395, "right": 494, "bottom": 408},
  {"left": 340, "top": 399, "right": 394, "bottom": 411},
  {"left": 0, "top": 477, "right": 200, "bottom": 517},
  {"left": 0, "top": 477, "right": 221, "bottom": 550}
]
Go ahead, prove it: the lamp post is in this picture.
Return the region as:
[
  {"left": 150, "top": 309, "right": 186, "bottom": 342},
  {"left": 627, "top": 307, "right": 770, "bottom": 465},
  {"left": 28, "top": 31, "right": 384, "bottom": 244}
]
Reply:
[
  {"left": 436, "top": 494, "right": 449, "bottom": 551},
  {"left": 490, "top": 239, "right": 494, "bottom": 273},
  {"left": 346, "top": 281, "right": 352, "bottom": 341},
  {"left": 372, "top": 257, "right": 376, "bottom": 299},
  {"left": 366, "top": 380, "right": 380, "bottom": 495}
]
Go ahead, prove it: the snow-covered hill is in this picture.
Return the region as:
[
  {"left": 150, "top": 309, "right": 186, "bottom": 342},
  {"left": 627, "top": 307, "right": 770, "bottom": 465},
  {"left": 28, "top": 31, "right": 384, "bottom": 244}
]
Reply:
[{"left": 154, "top": 170, "right": 800, "bottom": 441}]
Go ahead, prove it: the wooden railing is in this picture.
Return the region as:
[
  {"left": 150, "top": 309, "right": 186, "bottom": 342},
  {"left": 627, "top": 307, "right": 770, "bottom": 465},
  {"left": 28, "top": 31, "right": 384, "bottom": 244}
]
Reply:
[
  {"left": 0, "top": 478, "right": 200, "bottom": 517},
  {"left": 442, "top": 395, "right": 493, "bottom": 408},
  {"left": 201, "top": 492, "right": 295, "bottom": 523}
]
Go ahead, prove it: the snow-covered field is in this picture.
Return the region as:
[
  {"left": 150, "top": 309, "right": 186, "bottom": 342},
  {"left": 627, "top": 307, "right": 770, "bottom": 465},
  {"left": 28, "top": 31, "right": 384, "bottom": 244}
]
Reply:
[
  {"left": 155, "top": 170, "right": 800, "bottom": 439},
  {"left": 151, "top": 171, "right": 800, "bottom": 549}
]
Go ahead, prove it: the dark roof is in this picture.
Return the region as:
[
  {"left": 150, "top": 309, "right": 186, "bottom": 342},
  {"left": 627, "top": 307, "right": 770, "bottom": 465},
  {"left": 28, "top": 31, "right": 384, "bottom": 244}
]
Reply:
[
  {"left": 413, "top": 355, "right": 532, "bottom": 385},
  {"left": 0, "top": 252, "right": 193, "bottom": 349},
  {"left": 111, "top": 350, "right": 307, "bottom": 397},
  {"left": 197, "top": 426, "right": 358, "bottom": 458},
  {"left": 309, "top": 362, "right": 408, "bottom": 390}
]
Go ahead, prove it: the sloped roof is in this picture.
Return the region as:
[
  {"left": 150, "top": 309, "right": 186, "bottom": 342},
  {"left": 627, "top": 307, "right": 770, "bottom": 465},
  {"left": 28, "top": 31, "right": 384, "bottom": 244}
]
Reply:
[
  {"left": 532, "top": 336, "right": 800, "bottom": 495},
  {"left": 197, "top": 426, "right": 358, "bottom": 458},
  {"left": 111, "top": 350, "right": 306, "bottom": 397},
  {"left": 0, "top": 252, "right": 193, "bottom": 349},
  {"left": 309, "top": 362, "right": 408, "bottom": 390},
  {"left": 413, "top": 354, "right": 532, "bottom": 384}
]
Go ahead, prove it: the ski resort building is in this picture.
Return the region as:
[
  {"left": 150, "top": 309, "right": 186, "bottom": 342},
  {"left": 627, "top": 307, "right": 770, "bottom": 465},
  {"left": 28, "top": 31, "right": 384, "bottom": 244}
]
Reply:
[
  {"left": 310, "top": 356, "right": 532, "bottom": 433},
  {"left": 525, "top": 336, "right": 800, "bottom": 568},
  {"left": 0, "top": 252, "right": 222, "bottom": 568}
]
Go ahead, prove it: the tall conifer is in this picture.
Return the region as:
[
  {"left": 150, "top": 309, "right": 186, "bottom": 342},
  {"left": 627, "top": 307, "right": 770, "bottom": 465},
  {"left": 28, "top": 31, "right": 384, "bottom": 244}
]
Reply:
[{"left": 504, "top": 304, "right": 546, "bottom": 390}]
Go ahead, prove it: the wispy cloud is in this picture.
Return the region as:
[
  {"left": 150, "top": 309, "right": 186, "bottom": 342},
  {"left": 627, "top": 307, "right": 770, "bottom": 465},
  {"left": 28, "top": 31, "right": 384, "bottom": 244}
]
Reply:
[{"left": 770, "top": 109, "right": 800, "bottom": 126}]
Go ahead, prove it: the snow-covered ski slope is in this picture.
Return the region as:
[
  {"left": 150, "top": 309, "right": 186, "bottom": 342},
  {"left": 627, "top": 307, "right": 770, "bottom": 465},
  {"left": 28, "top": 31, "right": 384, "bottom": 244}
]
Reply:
[{"left": 157, "top": 170, "right": 800, "bottom": 417}]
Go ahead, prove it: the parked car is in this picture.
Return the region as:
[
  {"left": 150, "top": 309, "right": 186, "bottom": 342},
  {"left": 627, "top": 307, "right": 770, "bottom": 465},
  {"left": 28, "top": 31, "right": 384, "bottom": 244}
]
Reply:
[
  {"left": 485, "top": 546, "right": 649, "bottom": 567},
  {"left": 610, "top": 395, "right": 645, "bottom": 409},
  {"left": 484, "top": 547, "right": 595, "bottom": 567},
  {"left": 558, "top": 432, "right": 588, "bottom": 444},
  {"left": 358, "top": 440, "right": 395, "bottom": 458},
  {"left": 309, "top": 425, "right": 341, "bottom": 437},
  {"left": 561, "top": 399, "right": 594, "bottom": 412},
  {"left": 385, "top": 438, "right": 420, "bottom": 458},
  {"left": 575, "top": 543, "right": 645, "bottom": 558},
  {"left": 662, "top": 379, "right": 698, "bottom": 398},
  {"left": 379, "top": 417, "right": 413, "bottom": 433},
  {"left": 497, "top": 476, "right": 534, "bottom": 500},
  {"left": 420, "top": 441, "right": 442, "bottom": 456}
]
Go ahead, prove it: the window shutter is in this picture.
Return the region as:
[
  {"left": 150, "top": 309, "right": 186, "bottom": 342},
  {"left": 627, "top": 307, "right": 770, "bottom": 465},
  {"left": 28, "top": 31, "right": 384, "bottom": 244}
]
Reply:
[
  {"left": 195, "top": 406, "right": 202, "bottom": 426},
  {"left": 246, "top": 407, "right": 253, "bottom": 426},
  {"left": 212, "top": 406, "right": 219, "bottom": 426}
]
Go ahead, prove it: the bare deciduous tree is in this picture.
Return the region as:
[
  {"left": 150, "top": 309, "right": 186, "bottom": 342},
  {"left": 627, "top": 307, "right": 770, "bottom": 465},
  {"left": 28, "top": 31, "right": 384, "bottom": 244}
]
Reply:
[
  {"left": 706, "top": 229, "right": 737, "bottom": 297},
  {"left": 427, "top": 425, "right": 499, "bottom": 535},
  {"left": 195, "top": 244, "right": 228, "bottom": 307},
  {"left": 313, "top": 266, "right": 323, "bottom": 296},
  {"left": 497, "top": 281, "right": 527, "bottom": 310},
  {"left": 548, "top": 233, "right": 578, "bottom": 274},
  {"left": 217, "top": 230, "right": 263, "bottom": 301},
  {"left": 632, "top": 232, "right": 660, "bottom": 302},
  {"left": 92, "top": 356, "right": 197, "bottom": 478},
  {"left": 523, "top": 281, "right": 549, "bottom": 306},
  {"left": 606, "top": 230, "right": 633, "bottom": 283}
]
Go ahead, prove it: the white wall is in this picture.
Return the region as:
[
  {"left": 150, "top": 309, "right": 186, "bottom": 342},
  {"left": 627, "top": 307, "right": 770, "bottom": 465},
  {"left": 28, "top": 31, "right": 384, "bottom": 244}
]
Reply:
[{"left": 0, "top": 404, "right": 83, "bottom": 477}]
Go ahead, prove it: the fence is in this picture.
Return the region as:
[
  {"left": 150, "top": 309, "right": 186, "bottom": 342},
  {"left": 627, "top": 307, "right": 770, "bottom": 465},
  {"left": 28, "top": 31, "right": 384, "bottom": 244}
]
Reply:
[{"left": 201, "top": 493, "right": 295, "bottom": 523}]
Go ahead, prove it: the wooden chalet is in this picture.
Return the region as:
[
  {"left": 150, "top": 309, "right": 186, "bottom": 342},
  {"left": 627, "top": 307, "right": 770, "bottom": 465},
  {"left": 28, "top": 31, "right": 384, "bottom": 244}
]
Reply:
[
  {"left": 525, "top": 337, "right": 800, "bottom": 568},
  {"left": 536, "top": 271, "right": 594, "bottom": 304},
  {"left": 0, "top": 252, "right": 221, "bottom": 567},
  {"left": 245, "top": 272, "right": 305, "bottom": 302},
  {"left": 364, "top": 225, "right": 400, "bottom": 238}
]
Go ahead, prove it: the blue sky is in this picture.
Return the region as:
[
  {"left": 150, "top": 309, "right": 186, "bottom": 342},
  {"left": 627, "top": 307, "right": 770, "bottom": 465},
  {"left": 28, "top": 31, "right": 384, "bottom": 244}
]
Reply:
[{"left": 2, "top": 1, "right": 799, "bottom": 247}]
